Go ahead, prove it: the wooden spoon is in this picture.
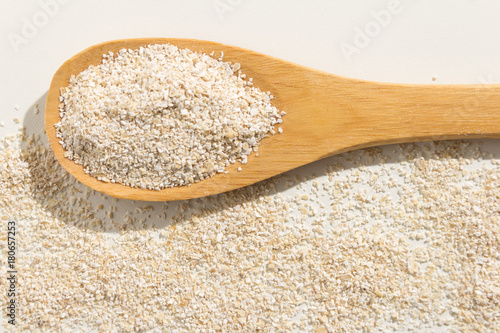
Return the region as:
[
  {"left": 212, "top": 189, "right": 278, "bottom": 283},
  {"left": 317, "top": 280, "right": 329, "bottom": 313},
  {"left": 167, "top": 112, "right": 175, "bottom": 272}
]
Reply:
[{"left": 46, "top": 38, "right": 500, "bottom": 201}]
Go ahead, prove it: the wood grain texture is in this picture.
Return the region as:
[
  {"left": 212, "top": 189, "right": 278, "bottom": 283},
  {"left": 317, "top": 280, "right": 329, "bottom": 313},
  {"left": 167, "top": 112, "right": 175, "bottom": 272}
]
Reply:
[{"left": 45, "top": 38, "right": 500, "bottom": 201}]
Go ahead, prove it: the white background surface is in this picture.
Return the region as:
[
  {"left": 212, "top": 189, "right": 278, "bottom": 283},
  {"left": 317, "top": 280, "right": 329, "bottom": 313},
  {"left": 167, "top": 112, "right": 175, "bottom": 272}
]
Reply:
[{"left": 3, "top": 0, "right": 500, "bottom": 136}]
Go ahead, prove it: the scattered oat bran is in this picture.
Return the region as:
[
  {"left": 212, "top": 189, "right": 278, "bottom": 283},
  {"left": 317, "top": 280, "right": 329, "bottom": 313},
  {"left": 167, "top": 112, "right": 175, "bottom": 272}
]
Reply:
[{"left": 1, "top": 123, "right": 499, "bottom": 331}]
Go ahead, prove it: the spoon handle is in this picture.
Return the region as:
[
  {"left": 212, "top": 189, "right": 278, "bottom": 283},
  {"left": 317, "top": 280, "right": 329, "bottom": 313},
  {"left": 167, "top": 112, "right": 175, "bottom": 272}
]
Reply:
[
  {"left": 276, "top": 70, "right": 500, "bottom": 157},
  {"left": 346, "top": 82, "right": 500, "bottom": 144}
]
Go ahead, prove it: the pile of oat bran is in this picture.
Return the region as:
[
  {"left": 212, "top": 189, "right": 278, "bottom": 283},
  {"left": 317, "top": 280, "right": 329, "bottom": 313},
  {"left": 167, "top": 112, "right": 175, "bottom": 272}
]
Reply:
[{"left": 55, "top": 44, "right": 283, "bottom": 190}]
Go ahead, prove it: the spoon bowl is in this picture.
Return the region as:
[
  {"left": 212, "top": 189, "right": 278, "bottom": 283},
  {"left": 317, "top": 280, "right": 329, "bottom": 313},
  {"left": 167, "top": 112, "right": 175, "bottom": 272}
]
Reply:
[{"left": 46, "top": 38, "right": 500, "bottom": 201}]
